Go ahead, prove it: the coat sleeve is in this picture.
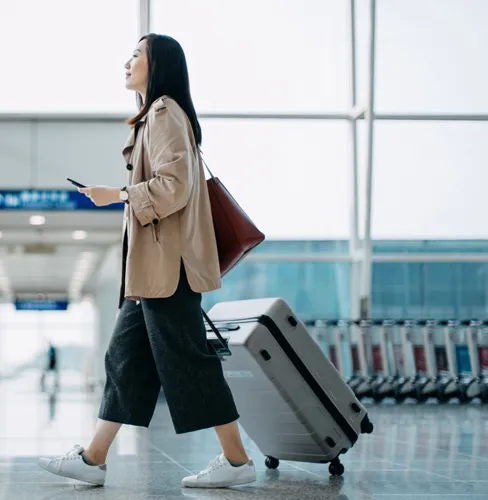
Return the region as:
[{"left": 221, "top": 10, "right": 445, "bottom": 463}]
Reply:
[{"left": 126, "top": 103, "right": 193, "bottom": 227}]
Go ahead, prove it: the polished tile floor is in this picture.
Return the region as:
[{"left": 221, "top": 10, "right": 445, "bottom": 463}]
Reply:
[{"left": 1, "top": 371, "right": 488, "bottom": 499}]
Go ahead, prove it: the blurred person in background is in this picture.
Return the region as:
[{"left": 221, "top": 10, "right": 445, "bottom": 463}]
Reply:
[
  {"left": 37, "top": 34, "right": 256, "bottom": 490},
  {"left": 40, "top": 342, "right": 59, "bottom": 392}
]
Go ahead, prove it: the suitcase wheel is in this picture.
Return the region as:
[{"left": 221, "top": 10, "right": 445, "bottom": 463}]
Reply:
[
  {"left": 265, "top": 456, "right": 280, "bottom": 470},
  {"left": 360, "top": 415, "right": 374, "bottom": 435},
  {"left": 329, "top": 459, "right": 345, "bottom": 476}
]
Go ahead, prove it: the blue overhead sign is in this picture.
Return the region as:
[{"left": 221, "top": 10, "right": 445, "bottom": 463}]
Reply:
[
  {"left": 15, "top": 300, "right": 69, "bottom": 311},
  {"left": 0, "top": 190, "right": 123, "bottom": 211}
]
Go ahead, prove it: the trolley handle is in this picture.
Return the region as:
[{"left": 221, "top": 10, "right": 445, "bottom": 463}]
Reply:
[{"left": 202, "top": 309, "right": 232, "bottom": 357}]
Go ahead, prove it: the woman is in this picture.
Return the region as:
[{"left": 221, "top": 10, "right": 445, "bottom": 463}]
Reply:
[{"left": 38, "top": 34, "right": 256, "bottom": 489}]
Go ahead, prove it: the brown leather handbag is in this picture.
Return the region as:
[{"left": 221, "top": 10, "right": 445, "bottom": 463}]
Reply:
[{"left": 202, "top": 157, "right": 265, "bottom": 277}]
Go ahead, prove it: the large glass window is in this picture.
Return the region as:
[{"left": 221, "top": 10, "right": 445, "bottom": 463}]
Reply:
[
  {"left": 372, "top": 261, "right": 488, "bottom": 320},
  {"left": 355, "top": 0, "right": 488, "bottom": 113},
  {"left": 194, "top": 240, "right": 488, "bottom": 320},
  {"left": 0, "top": 0, "right": 139, "bottom": 113},
  {"left": 203, "top": 260, "right": 351, "bottom": 320},
  {"left": 150, "top": 0, "right": 350, "bottom": 113},
  {"left": 358, "top": 121, "right": 488, "bottom": 239},
  {"left": 200, "top": 119, "right": 350, "bottom": 239}
]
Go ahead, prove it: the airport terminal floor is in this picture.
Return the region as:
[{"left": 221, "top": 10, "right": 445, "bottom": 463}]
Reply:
[{"left": 1, "top": 371, "right": 487, "bottom": 500}]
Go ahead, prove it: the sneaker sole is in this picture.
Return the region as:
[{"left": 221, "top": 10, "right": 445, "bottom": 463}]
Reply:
[
  {"left": 38, "top": 462, "right": 105, "bottom": 486},
  {"left": 182, "top": 475, "right": 256, "bottom": 489}
]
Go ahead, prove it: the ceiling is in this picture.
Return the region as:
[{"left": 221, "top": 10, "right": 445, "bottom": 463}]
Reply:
[{"left": 0, "top": 210, "right": 123, "bottom": 301}]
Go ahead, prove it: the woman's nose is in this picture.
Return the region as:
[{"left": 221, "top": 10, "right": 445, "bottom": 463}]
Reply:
[{"left": 124, "top": 61, "right": 130, "bottom": 70}]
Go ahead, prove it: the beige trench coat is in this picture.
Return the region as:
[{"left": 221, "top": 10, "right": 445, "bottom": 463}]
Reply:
[{"left": 119, "top": 96, "right": 221, "bottom": 305}]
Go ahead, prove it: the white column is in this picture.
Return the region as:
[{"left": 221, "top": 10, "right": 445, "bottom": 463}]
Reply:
[
  {"left": 348, "top": 0, "right": 361, "bottom": 320},
  {"left": 359, "top": 0, "right": 377, "bottom": 319},
  {"left": 139, "top": 0, "right": 151, "bottom": 37}
]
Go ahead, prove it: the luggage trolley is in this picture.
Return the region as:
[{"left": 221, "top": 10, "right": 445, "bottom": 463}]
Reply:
[
  {"left": 370, "top": 320, "right": 398, "bottom": 402},
  {"left": 479, "top": 321, "right": 488, "bottom": 403},
  {"left": 437, "top": 320, "right": 463, "bottom": 402},
  {"left": 452, "top": 320, "right": 476, "bottom": 403},
  {"left": 391, "top": 320, "right": 408, "bottom": 385},
  {"left": 309, "top": 320, "right": 340, "bottom": 370},
  {"left": 370, "top": 320, "right": 385, "bottom": 386},
  {"left": 345, "top": 320, "right": 367, "bottom": 393},
  {"left": 458, "top": 320, "right": 484, "bottom": 402},
  {"left": 333, "top": 319, "right": 353, "bottom": 382},
  {"left": 315, "top": 319, "right": 355, "bottom": 382},
  {"left": 415, "top": 320, "right": 440, "bottom": 402},
  {"left": 381, "top": 319, "right": 413, "bottom": 403},
  {"left": 350, "top": 320, "right": 376, "bottom": 400},
  {"left": 393, "top": 320, "right": 419, "bottom": 402}
]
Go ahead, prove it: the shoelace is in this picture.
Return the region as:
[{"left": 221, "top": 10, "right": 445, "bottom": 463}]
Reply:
[
  {"left": 197, "top": 456, "right": 224, "bottom": 478},
  {"left": 53, "top": 445, "right": 83, "bottom": 470}
]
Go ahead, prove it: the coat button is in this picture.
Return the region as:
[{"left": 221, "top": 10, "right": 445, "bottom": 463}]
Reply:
[
  {"left": 126, "top": 164, "right": 133, "bottom": 171},
  {"left": 152, "top": 218, "right": 159, "bottom": 225}
]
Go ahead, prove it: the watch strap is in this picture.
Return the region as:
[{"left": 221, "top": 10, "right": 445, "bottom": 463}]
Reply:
[{"left": 120, "top": 186, "right": 129, "bottom": 204}]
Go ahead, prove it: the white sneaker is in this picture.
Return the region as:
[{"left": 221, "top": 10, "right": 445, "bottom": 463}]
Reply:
[
  {"left": 38, "top": 445, "right": 106, "bottom": 486},
  {"left": 182, "top": 454, "right": 256, "bottom": 489}
]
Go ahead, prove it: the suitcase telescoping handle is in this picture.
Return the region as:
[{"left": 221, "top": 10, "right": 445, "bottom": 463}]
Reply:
[{"left": 202, "top": 309, "right": 232, "bottom": 358}]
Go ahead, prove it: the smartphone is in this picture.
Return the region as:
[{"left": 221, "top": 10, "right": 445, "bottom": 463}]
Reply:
[{"left": 66, "top": 177, "right": 86, "bottom": 188}]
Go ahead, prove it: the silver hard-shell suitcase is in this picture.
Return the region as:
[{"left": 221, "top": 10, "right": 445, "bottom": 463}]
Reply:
[{"left": 207, "top": 297, "right": 374, "bottom": 476}]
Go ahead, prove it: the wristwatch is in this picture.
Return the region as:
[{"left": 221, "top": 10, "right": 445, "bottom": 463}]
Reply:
[{"left": 119, "top": 187, "right": 129, "bottom": 203}]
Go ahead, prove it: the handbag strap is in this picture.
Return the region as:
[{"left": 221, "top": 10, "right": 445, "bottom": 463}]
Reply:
[
  {"left": 199, "top": 148, "right": 215, "bottom": 179},
  {"left": 202, "top": 308, "right": 231, "bottom": 355}
]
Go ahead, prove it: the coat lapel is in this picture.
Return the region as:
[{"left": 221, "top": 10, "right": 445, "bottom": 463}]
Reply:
[
  {"left": 122, "top": 118, "right": 146, "bottom": 163},
  {"left": 122, "top": 127, "right": 136, "bottom": 162}
]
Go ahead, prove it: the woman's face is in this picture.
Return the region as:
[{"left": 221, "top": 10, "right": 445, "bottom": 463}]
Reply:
[{"left": 125, "top": 39, "right": 149, "bottom": 96}]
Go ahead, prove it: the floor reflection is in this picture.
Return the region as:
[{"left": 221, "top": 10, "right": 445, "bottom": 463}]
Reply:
[{"left": 0, "top": 371, "right": 488, "bottom": 499}]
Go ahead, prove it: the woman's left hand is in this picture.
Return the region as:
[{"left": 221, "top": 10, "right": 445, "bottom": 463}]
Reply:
[{"left": 79, "top": 186, "right": 120, "bottom": 207}]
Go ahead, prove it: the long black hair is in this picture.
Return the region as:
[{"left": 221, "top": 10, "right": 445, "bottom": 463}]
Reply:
[{"left": 128, "top": 34, "right": 202, "bottom": 146}]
